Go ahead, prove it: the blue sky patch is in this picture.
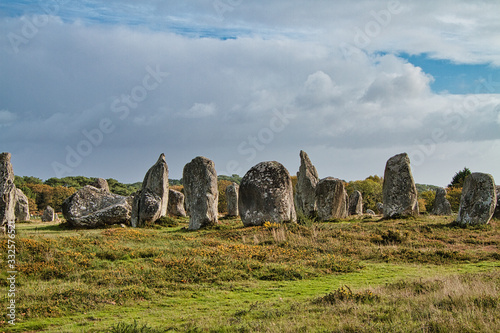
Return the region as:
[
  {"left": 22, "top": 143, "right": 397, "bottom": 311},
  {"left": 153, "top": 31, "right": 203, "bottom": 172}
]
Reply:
[{"left": 400, "top": 53, "right": 500, "bottom": 95}]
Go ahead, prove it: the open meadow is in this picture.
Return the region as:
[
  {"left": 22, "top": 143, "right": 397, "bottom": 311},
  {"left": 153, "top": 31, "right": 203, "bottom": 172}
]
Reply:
[{"left": 1, "top": 214, "right": 500, "bottom": 332}]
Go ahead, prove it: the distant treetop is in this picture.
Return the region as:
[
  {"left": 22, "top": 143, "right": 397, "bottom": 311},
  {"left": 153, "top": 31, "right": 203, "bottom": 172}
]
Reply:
[{"left": 448, "top": 167, "right": 471, "bottom": 188}]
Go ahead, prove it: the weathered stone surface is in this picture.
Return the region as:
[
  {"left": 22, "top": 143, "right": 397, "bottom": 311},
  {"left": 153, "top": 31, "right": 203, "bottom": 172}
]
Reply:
[
  {"left": 315, "top": 177, "right": 348, "bottom": 220},
  {"left": 457, "top": 173, "right": 496, "bottom": 226},
  {"left": 183, "top": 156, "right": 219, "bottom": 230},
  {"left": 62, "top": 185, "right": 133, "bottom": 228},
  {"left": 15, "top": 188, "right": 30, "bottom": 221},
  {"left": 0, "top": 152, "right": 16, "bottom": 227},
  {"left": 42, "top": 205, "right": 59, "bottom": 222},
  {"left": 376, "top": 202, "right": 384, "bottom": 214},
  {"left": 226, "top": 182, "right": 239, "bottom": 216},
  {"left": 382, "top": 153, "right": 419, "bottom": 218},
  {"left": 239, "top": 161, "right": 296, "bottom": 226},
  {"left": 348, "top": 190, "right": 363, "bottom": 215},
  {"left": 167, "top": 189, "right": 186, "bottom": 217},
  {"left": 431, "top": 187, "right": 452, "bottom": 216},
  {"left": 494, "top": 186, "right": 500, "bottom": 219},
  {"left": 91, "top": 178, "right": 110, "bottom": 192},
  {"left": 131, "top": 154, "right": 169, "bottom": 227},
  {"left": 295, "top": 150, "right": 319, "bottom": 217}
]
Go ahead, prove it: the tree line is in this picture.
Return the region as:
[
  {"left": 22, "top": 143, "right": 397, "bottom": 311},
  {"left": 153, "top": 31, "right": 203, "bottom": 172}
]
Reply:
[{"left": 15, "top": 169, "right": 468, "bottom": 216}]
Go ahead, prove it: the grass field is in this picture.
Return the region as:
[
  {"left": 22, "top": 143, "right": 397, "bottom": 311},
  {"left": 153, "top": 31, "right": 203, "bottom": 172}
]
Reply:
[{"left": 1, "top": 214, "right": 499, "bottom": 332}]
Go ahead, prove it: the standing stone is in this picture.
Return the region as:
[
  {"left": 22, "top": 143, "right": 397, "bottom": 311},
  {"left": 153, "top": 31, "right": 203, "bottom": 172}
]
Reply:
[
  {"left": 494, "top": 186, "right": 500, "bottom": 219},
  {"left": 167, "top": 189, "right": 186, "bottom": 217},
  {"left": 382, "top": 153, "right": 419, "bottom": 218},
  {"left": 0, "top": 152, "right": 16, "bottom": 227},
  {"left": 239, "top": 161, "right": 296, "bottom": 226},
  {"left": 62, "top": 186, "right": 133, "bottom": 228},
  {"left": 457, "top": 173, "right": 496, "bottom": 226},
  {"left": 15, "top": 188, "right": 30, "bottom": 221},
  {"left": 131, "top": 154, "right": 169, "bottom": 227},
  {"left": 315, "top": 177, "right": 348, "bottom": 220},
  {"left": 431, "top": 188, "right": 452, "bottom": 216},
  {"left": 183, "top": 156, "right": 219, "bottom": 230},
  {"left": 348, "top": 190, "right": 363, "bottom": 215},
  {"left": 42, "top": 206, "right": 59, "bottom": 222},
  {"left": 91, "top": 178, "right": 110, "bottom": 193},
  {"left": 376, "top": 202, "right": 384, "bottom": 214},
  {"left": 295, "top": 150, "right": 319, "bottom": 217},
  {"left": 226, "top": 182, "right": 239, "bottom": 217}
]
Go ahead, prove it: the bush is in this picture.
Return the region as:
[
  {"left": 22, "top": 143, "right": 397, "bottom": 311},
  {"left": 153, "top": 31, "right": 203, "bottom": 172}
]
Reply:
[
  {"left": 314, "top": 285, "right": 379, "bottom": 304},
  {"left": 372, "top": 229, "right": 408, "bottom": 245}
]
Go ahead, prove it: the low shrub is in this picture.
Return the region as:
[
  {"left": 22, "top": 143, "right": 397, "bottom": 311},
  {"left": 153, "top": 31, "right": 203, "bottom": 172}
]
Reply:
[{"left": 314, "top": 285, "right": 379, "bottom": 304}]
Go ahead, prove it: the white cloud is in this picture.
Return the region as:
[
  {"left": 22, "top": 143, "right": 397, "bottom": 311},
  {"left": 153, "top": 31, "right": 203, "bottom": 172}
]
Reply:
[
  {"left": 0, "top": 110, "right": 16, "bottom": 125},
  {"left": 179, "top": 103, "right": 217, "bottom": 119},
  {"left": 0, "top": 3, "right": 499, "bottom": 184}
]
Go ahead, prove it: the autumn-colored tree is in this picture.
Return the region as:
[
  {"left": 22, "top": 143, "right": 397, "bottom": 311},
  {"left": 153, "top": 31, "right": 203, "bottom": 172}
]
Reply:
[
  {"left": 170, "top": 185, "right": 184, "bottom": 193},
  {"left": 419, "top": 190, "right": 436, "bottom": 213},
  {"left": 446, "top": 187, "right": 462, "bottom": 212},
  {"left": 24, "top": 183, "right": 75, "bottom": 213},
  {"left": 218, "top": 180, "right": 233, "bottom": 214},
  {"left": 290, "top": 175, "right": 298, "bottom": 197}
]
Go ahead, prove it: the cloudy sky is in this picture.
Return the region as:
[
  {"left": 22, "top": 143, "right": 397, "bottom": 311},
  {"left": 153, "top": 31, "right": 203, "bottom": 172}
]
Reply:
[{"left": 1, "top": 0, "right": 499, "bottom": 186}]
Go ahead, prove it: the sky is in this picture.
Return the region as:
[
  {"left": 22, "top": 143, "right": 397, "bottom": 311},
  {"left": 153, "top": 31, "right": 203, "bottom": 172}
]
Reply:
[{"left": 1, "top": 0, "right": 499, "bottom": 187}]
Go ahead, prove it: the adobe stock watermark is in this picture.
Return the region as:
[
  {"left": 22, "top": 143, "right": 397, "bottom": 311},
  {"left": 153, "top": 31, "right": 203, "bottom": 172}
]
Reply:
[
  {"left": 222, "top": 107, "right": 296, "bottom": 176},
  {"left": 51, "top": 65, "right": 168, "bottom": 177},
  {"left": 339, "top": 0, "right": 403, "bottom": 60},
  {"left": 213, "top": 0, "right": 242, "bottom": 21},
  {"left": 7, "top": 0, "right": 69, "bottom": 54},
  {"left": 410, "top": 74, "right": 500, "bottom": 167},
  {"left": 6, "top": 220, "right": 17, "bottom": 325}
]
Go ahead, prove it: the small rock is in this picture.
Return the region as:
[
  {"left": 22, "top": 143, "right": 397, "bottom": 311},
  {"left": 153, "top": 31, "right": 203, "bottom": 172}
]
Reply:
[
  {"left": 91, "top": 178, "right": 110, "bottom": 193},
  {"left": 226, "top": 182, "right": 239, "bottom": 217},
  {"left": 348, "top": 190, "right": 363, "bottom": 215},
  {"left": 42, "top": 206, "right": 59, "bottom": 222},
  {"left": 168, "top": 189, "right": 187, "bottom": 217}
]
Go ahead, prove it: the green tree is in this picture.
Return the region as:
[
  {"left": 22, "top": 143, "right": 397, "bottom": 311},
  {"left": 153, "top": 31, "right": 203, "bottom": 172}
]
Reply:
[
  {"left": 218, "top": 174, "right": 242, "bottom": 184},
  {"left": 14, "top": 176, "right": 43, "bottom": 187},
  {"left": 106, "top": 178, "right": 139, "bottom": 196},
  {"left": 346, "top": 176, "right": 383, "bottom": 212},
  {"left": 448, "top": 167, "right": 471, "bottom": 188}
]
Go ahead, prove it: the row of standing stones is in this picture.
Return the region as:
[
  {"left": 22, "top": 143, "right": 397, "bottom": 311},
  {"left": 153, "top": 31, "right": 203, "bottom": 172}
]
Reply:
[{"left": 0, "top": 151, "right": 499, "bottom": 230}]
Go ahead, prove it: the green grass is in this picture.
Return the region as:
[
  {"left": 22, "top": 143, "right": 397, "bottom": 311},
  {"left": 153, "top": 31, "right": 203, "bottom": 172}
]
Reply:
[{"left": 1, "top": 215, "right": 499, "bottom": 332}]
